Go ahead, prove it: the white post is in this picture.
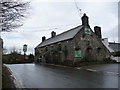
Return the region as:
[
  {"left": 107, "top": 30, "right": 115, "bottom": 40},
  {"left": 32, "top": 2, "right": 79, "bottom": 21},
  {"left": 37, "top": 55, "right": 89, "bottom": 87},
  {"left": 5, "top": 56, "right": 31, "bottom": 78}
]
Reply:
[
  {"left": 0, "top": 1, "right": 3, "bottom": 89},
  {"left": 0, "top": 35, "right": 3, "bottom": 89}
]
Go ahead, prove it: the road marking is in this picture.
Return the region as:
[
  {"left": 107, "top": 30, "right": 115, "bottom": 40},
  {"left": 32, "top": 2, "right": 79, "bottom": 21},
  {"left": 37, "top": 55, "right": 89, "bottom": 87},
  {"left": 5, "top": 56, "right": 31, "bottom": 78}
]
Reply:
[
  {"left": 86, "top": 68, "right": 119, "bottom": 75},
  {"left": 106, "top": 71, "right": 119, "bottom": 75},
  {"left": 76, "top": 67, "right": 81, "bottom": 69},
  {"left": 86, "top": 69, "right": 97, "bottom": 72}
]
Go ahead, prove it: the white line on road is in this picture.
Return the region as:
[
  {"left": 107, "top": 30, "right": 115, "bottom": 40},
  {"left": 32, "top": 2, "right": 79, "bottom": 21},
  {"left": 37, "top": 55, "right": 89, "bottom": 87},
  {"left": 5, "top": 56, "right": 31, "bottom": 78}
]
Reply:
[
  {"left": 76, "top": 67, "right": 81, "bottom": 69},
  {"left": 86, "top": 69, "right": 97, "bottom": 72},
  {"left": 86, "top": 68, "right": 119, "bottom": 75},
  {"left": 106, "top": 71, "right": 119, "bottom": 75}
]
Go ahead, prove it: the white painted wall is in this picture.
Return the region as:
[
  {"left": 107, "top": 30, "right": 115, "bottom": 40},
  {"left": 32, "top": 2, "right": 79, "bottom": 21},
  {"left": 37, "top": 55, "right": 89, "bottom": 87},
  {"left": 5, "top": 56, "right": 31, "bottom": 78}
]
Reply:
[
  {"left": 102, "top": 38, "right": 109, "bottom": 47},
  {"left": 102, "top": 38, "right": 114, "bottom": 52},
  {"left": 102, "top": 38, "right": 119, "bottom": 62},
  {"left": 0, "top": 37, "right": 3, "bottom": 89}
]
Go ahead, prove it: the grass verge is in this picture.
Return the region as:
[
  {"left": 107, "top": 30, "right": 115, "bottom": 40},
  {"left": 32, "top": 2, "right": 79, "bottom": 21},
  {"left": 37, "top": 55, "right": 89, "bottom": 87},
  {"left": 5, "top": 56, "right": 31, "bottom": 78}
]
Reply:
[{"left": 2, "top": 65, "right": 16, "bottom": 88}]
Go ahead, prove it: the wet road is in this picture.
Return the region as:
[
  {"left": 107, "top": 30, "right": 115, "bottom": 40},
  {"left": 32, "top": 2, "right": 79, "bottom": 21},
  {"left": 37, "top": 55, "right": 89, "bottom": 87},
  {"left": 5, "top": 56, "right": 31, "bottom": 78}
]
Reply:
[{"left": 6, "top": 64, "right": 119, "bottom": 88}]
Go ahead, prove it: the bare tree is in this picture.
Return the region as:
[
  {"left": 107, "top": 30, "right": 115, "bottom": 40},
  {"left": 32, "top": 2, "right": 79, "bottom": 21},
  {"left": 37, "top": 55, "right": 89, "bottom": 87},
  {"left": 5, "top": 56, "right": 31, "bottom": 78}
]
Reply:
[{"left": 0, "top": 0, "right": 29, "bottom": 32}]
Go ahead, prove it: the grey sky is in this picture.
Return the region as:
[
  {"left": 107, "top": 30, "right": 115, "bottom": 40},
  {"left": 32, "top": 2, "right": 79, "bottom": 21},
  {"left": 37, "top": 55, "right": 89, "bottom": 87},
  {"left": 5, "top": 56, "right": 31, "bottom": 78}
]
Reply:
[{"left": 1, "top": 0, "right": 119, "bottom": 54}]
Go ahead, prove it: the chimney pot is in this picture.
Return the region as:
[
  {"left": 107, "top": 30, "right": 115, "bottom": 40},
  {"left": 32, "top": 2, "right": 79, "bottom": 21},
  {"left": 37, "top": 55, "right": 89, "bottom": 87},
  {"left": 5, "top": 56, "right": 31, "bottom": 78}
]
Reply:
[
  {"left": 42, "top": 36, "right": 46, "bottom": 42},
  {"left": 51, "top": 31, "right": 56, "bottom": 38}
]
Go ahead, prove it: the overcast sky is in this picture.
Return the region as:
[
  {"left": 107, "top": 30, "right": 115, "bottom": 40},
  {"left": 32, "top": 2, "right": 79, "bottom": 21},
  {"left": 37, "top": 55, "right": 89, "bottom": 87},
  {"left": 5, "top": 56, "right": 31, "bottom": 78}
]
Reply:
[{"left": 1, "top": 0, "right": 119, "bottom": 54}]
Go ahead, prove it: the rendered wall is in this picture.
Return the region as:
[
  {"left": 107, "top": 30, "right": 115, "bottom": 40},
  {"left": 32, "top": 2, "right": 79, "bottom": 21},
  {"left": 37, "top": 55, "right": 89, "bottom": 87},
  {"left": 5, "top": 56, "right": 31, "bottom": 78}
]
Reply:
[{"left": 0, "top": 37, "right": 3, "bottom": 89}]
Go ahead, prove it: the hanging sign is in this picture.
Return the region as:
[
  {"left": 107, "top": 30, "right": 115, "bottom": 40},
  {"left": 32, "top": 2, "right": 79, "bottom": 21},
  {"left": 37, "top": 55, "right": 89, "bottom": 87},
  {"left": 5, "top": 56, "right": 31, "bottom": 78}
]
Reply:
[
  {"left": 23, "top": 44, "right": 27, "bottom": 52},
  {"left": 74, "top": 50, "right": 82, "bottom": 58},
  {"left": 84, "top": 28, "right": 92, "bottom": 35}
]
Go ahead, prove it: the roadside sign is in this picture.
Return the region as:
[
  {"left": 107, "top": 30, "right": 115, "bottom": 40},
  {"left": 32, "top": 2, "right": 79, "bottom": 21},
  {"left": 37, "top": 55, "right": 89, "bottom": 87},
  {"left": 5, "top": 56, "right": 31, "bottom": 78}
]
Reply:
[
  {"left": 74, "top": 50, "right": 82, "bottom": 58},
  {"left": 84, "top": 28, "right": 91, "bottom": 35},
  {"left": 23, "top": 44, "right": 27, "bottom": 52}
]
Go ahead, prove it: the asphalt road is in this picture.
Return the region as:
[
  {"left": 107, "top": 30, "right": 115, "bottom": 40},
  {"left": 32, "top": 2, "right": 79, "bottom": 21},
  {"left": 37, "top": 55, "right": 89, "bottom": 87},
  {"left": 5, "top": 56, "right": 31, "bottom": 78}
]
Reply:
[{"left": 6, "top": 63, "right": 119, "bottom": 88}]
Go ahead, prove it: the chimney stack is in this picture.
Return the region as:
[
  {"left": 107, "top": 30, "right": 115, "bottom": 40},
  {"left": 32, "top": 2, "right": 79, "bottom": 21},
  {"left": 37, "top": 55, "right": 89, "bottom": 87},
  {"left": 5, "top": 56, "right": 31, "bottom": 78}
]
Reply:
[
  {"left": 42, "top": 36, "right": 46, "bottom": 42},
  {"left": 81, "top": 13, "right": 89, "bottom": 26},
  {"left": 51, "top": 31, "right": 56, "bottom": 38},
  {"left": 94, "top": 26, "right": 102, "bottom": 38}
]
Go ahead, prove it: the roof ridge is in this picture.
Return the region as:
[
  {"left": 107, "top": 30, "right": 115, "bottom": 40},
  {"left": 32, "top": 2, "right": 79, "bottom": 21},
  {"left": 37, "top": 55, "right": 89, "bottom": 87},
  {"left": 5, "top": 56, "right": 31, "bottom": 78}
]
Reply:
[
  {"left": 44, "top": 25, "right": 81, "bottom": 41},
  {"left": 37, "top": 25, "right": 83, "bottom": 47},
  {"left": 109, "top": 42, "right": 120, "bottom": 44}
]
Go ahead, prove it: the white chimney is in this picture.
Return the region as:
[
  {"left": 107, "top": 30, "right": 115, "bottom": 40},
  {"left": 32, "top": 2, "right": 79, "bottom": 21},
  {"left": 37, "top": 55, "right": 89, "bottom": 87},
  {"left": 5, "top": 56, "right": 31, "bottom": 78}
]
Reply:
[{"left": 102, "top": 38, "right": 109, "bottom": 47}]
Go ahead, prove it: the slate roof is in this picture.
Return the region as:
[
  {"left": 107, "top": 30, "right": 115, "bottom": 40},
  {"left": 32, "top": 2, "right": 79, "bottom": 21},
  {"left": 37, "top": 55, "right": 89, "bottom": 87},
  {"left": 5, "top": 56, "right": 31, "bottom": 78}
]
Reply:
[
  {"left": 37, "top": 25, "right": 83, "bottom": 48},
  {"left": 109, "top": 42, "right": 120, "bottom": 52}
]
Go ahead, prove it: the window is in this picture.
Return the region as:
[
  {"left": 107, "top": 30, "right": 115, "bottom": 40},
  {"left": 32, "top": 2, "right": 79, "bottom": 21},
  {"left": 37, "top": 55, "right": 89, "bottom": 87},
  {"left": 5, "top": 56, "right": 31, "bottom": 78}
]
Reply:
[
  {"left": 64, "top": 45, "right": 67, "bottom": 51},
  {"left": 2, "top": 41, "right": 3, "bottom": 48},
  {"left": 97, "top": 47, "right": 101, "bottom": 53},
  {"left": 45, "top": 46, "right": 48, "bottom": 51},
  {"left": 75, "top": 46, "right": 80, "bottom": 50},
  {"left": 51, "top": 45, "right": 53, "bottom": 53},
  {"left": 82, "top": 34, "right": 86, "bottom": 38},
  {"left": 51, "top": 44, "right": 53, "bottom": 47},
  {"left": 91, "top": 34, "right": 93, "bottom": 36},
  {"left": 64, "top": 45, "right": 68, "bottom": 53},
  {"left": 86, "top": 47, "right": 92, "bottom": 53},
  {"left": 86, "top": 40, "right": 90, "bottom": 46},
  {"left": 58, "top": 44, "right": 61, "bottom": 51},
  {"left": 74, "top": 45, "right": 82, "bottom": 58}
]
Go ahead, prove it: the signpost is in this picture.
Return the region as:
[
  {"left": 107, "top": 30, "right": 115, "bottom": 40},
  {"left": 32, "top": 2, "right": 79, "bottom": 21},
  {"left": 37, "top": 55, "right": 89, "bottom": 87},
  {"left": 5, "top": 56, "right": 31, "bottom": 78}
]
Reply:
[{"left": 23, "top": 44, "right": 27, "bottom": 60}]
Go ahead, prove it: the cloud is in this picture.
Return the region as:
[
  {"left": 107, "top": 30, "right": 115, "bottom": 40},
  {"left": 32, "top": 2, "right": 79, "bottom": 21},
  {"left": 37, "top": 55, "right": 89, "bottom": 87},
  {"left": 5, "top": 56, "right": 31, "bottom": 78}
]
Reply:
[{"left": 2, "top": 1, "right": 118, "bottom": 54}]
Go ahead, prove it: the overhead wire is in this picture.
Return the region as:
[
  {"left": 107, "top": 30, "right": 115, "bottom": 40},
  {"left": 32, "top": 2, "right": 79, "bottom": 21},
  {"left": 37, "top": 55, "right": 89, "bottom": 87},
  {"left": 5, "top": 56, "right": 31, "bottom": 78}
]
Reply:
[
  {"left": 74, "top": 0, "right": 83, "bottom": 18},
  {"left": 1, "top": 1, "right": 82, "bottom": 34},
  {"left": 1, "top": 22, "right": 80, "bottom": 34}
]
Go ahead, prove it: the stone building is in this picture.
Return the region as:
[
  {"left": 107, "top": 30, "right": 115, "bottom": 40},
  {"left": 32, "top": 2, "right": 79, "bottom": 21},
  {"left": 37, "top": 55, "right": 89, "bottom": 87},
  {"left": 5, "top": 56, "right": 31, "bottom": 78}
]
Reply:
[{"left": 35, "top": 14, "right": 111, "bottom": 66}]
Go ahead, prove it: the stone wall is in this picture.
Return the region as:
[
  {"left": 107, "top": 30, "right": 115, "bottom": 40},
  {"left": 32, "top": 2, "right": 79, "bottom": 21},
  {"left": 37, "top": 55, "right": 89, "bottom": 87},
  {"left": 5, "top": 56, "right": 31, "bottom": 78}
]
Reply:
[{"left": 35, "top": 39, "right": 74, "bottom": 65}]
